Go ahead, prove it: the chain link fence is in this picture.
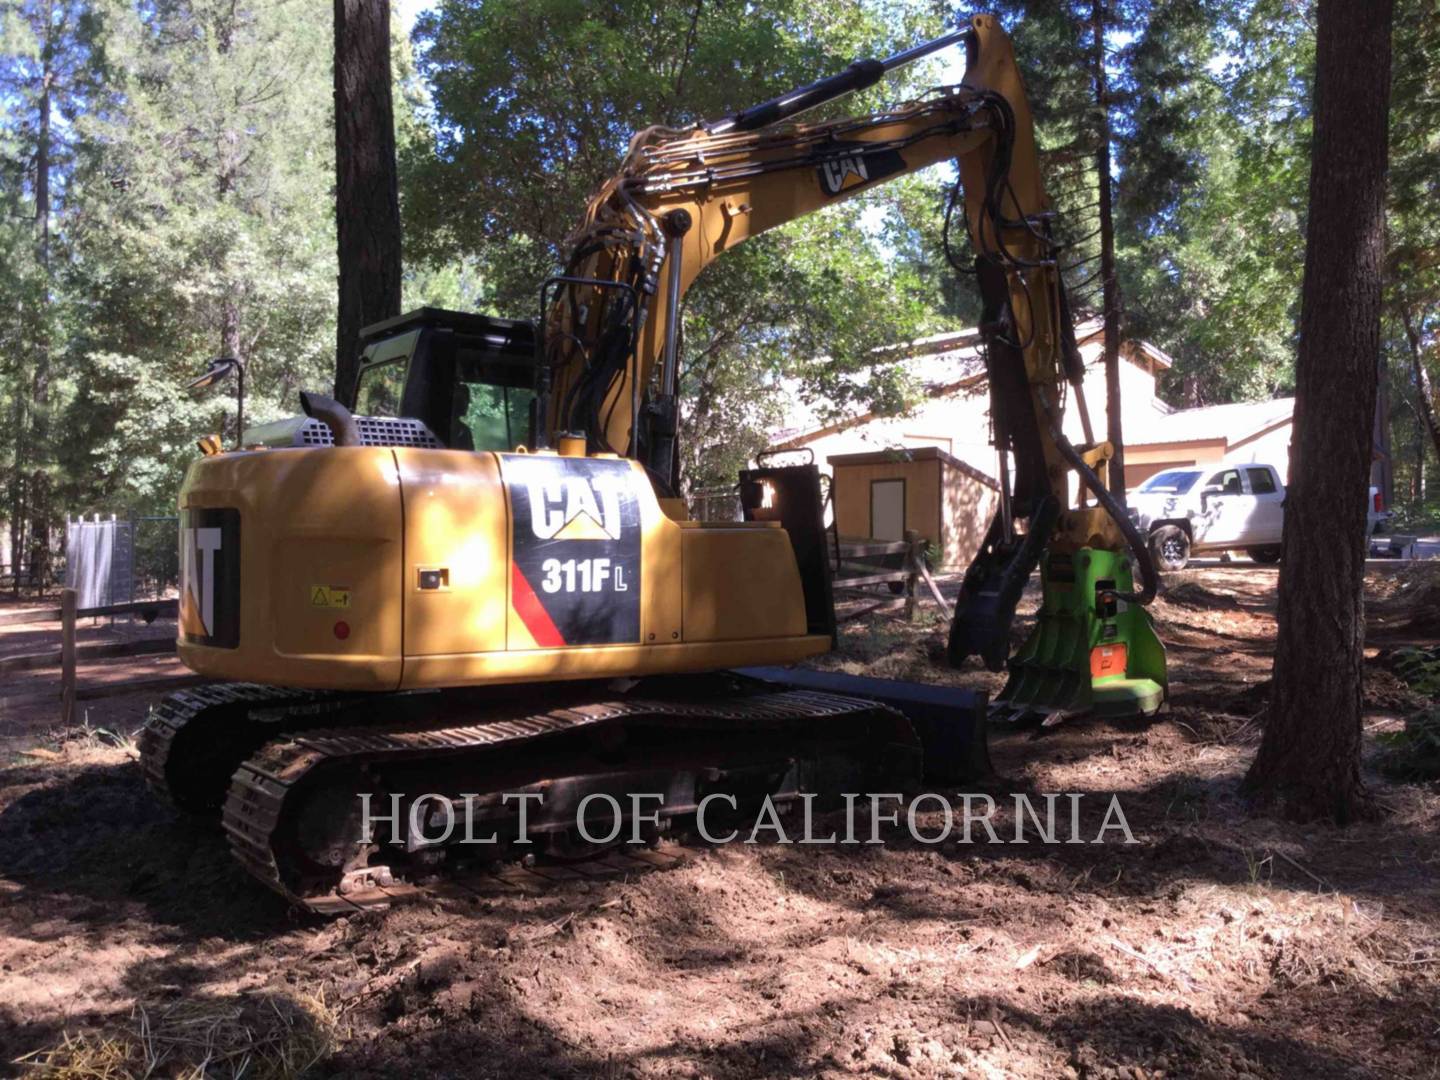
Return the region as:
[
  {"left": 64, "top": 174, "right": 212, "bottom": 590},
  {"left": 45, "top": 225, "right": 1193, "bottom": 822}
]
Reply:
[{"left": 61, "top": 514, "right": 178, "bottom": 606}]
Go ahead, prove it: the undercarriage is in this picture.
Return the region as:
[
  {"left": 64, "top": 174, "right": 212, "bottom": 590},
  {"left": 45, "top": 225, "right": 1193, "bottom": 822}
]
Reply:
[{"left": 140, "top": 675, "right": 920, "bottom": 914}]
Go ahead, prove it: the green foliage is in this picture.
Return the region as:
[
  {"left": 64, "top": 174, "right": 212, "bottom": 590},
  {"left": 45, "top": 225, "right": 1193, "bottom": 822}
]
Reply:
[
  {"left": 1394, "top": 646, "right": 1440, "bottom": 695},
  {"left": 405, "top": 0, "right": 954, "bottom": 490},
  {"left": 0, "top": 0, "right": 1436, "bottom": 537},
  {"left": 1379, "top": 647, "right": 1440, "bottom": 782},
  {"left": 57, "top": 0, "right": 336, "bottom": 515},
  {"left": 1379, "top": 706, "right": 1440, "bottom": 782}
]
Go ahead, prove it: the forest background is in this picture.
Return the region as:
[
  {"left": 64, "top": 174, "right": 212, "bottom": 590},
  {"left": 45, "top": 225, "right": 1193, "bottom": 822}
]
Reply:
[{"left": 1, "top": 0, "right": 1436, "bottom": 584}]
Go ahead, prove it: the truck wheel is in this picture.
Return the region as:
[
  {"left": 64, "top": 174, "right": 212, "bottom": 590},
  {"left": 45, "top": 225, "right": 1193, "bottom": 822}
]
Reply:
[
  {"left": 1247, "top": 546, "right": 1282, "bottom": 564},
  {"left": 1149, "top": 525, "right": 1190, "bottom": 572}
]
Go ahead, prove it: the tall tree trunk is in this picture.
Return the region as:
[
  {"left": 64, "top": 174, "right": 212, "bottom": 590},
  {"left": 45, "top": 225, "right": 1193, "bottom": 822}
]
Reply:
[
  {"left": 7, "top": 296, "right": 24, "bottom": 596},
  {"left": 8, "top": 412, "right": 24, "bottom": 599},
  {"left": 1400, "top": 305, "right": 1440, "bottom": 466},
  {"left": 1373, "top": 349, "right": 1392, "bottom": 507},
  {"left": 1419, "top": 428, "right": 1426, "bottom": 502},
  {"left": 1090, "top": 0, "right": 1125, "bottom": 499},
  {"left": 220, "top": 296, "right": 243, "bottom": 443},
  {"left": 1242, "top": 0, "right": 1393, "bottom": 822},
  {"left": 28, "top": 24, "right": 54, "bottom": 590},
  {"left": 333, "top": 0, "right": 402, "bottom": 404}
]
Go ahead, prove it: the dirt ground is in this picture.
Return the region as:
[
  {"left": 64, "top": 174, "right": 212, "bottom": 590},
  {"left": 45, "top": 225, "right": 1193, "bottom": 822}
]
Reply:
[{"left": 1, "top": 564, "right": 1438, "bottom": 1079}]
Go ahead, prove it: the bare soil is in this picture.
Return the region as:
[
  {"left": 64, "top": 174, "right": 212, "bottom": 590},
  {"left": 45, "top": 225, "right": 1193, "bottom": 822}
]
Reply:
[{"left": 1, "top": 565, "right": 1438, "bottom": 1078}]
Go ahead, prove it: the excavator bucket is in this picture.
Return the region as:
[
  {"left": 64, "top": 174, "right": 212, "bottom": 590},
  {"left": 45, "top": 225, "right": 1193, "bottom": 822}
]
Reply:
[{"left": 994, "top": 547, "right": 1167, "bottom": 723}]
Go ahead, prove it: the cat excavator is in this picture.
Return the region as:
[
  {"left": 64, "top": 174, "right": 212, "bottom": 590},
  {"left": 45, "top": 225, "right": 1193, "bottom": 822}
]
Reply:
[{"left": 140, "top": 14, "right": 1166, "bottom": 913}]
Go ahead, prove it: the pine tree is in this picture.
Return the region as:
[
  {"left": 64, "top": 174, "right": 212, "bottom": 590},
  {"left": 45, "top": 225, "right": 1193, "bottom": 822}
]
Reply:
[
  {"left": 333, "top": 0, "right": 401, "bottom": 402},
  {"left": 0, "top": 0, "right": 104, "bottom": 586},
  {"left": 1242, "top": 0, "right": 1394, "bottom": 822},
  {"left": 61, "top": 0, "right": 336, "bottom": 513}
]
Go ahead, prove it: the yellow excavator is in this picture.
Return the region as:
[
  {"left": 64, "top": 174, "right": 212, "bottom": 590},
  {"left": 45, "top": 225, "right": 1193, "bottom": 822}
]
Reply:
[{"left": 141, "top": 14, "right": 1166, "bottom": 912}]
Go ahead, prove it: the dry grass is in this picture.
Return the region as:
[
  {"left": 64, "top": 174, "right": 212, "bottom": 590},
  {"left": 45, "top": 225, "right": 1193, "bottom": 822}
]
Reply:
[{"left": 14, "top": 992, "right": 339, "bottom": 1079}]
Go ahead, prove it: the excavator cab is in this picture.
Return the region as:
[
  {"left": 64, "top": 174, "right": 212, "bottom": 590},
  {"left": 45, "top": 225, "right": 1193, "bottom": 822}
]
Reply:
[
  {"left": 348, "top": 307, "right": 539, "bottom": 452},
  {"left": 240, "top": 308, "right": 540, "bottom": 453}
]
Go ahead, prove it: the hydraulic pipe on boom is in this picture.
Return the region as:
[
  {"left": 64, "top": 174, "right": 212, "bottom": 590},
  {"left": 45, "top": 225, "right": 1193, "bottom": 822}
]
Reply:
[{"left": 703, "top": 26, "right": 975, "bottom": 135}]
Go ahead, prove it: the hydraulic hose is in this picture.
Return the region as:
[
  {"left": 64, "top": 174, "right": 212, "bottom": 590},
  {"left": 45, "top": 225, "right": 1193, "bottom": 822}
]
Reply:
[{"left": 1047, "top": 421, "right": 1159, "bottom": 606}]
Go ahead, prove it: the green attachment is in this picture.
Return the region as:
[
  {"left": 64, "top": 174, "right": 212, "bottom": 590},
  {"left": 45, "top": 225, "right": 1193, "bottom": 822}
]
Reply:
[{"left": 995, "top": 547, "right": 1167, "bottom": 721}]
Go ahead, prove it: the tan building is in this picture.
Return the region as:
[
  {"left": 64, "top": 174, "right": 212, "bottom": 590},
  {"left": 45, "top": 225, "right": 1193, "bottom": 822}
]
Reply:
[
  {"left": 827, "top": 446, "right": 999, "bottom": 568},
  {"left": 766, "top": 319, "right": 1295, "bottom": 566}
]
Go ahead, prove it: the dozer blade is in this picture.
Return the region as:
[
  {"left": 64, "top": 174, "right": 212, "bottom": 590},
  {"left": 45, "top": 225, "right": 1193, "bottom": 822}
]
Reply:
[{"left": 994, "top": 546, "right": 1167, "bottom": 724}]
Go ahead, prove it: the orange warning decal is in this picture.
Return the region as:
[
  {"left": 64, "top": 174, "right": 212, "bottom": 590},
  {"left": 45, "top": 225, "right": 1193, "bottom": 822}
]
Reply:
[{"left": 1090, "top": 643, "right": 1128, "bottom": 680}]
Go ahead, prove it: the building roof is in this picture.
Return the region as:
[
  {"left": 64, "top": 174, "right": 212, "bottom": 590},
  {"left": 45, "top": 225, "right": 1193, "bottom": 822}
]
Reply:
[
  {"left": 827, "top": 446, "right": 1000, "bottom": 489},
  {"left": 1127, "top": 397, "right": 1294, "bottom": 449},
  {"left": 769, "top": 317, "right": 1178, "bottom": 451},
  {"left": 1131, "top": 339, "right": 1176, "bottom": 371}
]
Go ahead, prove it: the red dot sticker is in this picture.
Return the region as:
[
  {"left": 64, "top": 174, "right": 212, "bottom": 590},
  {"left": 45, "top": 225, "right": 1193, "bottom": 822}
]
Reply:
[{"left": 333, "top": 621, "right": 351, "bottom": 640}]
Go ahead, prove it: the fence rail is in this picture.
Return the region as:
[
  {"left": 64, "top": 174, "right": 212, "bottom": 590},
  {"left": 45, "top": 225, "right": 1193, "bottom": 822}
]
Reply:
[
  {"left": 0, "top": 590, "right": 184, "bottom": 723},
  {"left": 832, "top": 531, "right": 951, "bottom": 624},
  {"left": 0, "top": 597, "right": 177, "bottom": 628}
]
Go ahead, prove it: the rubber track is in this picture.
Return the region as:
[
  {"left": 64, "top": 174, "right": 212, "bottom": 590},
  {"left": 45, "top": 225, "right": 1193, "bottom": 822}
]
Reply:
[
  {"left": 221, "top": 689, "right": 909, "bottom": 915},
  {"left": 139, "top": 683, "right": 349, "bottom": 810}
]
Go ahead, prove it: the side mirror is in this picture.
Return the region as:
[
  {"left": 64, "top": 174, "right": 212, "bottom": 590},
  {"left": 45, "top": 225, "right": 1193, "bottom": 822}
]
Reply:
[{"left": 1201, "top": 485, "right": 1223, "bottom": 496}]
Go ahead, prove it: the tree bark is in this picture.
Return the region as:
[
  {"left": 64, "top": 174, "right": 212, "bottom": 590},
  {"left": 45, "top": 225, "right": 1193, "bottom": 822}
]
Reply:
[
  {"left": 1091, "top": 0, "right": 1125, "bottom": 500},
  {"left": 1400, "top": 305, "right": 1440, "bottom": 467},
  {"left": 333, "top": 0, "right": 402, "bottom": 404},
  {"left": 1373, "top": 348, "right": 1392, "bottom": 507},
  {"left": 28, "top": 12, "right": 55, "bottom": 589},
  {"left": 1242, "top": 0, "right": 1393, "bottom": 823},
  {"left": 1419, "top": 426, "right": 1426, "bottom": 502}
]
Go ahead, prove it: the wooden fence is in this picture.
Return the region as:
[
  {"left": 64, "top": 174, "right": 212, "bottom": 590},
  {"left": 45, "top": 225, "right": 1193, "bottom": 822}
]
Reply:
[
  {"left": 832, "top": 530, "right": 951, "bottom": 624},
  {"left": 0, "top": 593, "right": 188, "bottom": 723}
]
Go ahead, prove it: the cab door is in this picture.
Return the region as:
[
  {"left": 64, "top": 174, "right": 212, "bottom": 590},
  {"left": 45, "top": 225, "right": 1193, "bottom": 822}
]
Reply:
[
  {"left": 1244, "top": 467, "right": 1284, "bottom": 544},
  {"left": 1195, "top": 467, "right": 1254, "bottom": 546}
]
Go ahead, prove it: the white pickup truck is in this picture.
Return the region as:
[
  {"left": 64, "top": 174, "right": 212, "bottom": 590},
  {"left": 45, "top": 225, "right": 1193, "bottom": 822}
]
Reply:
[{"left": 1128, "top": 463, "right": 1385, "bottom": 572}]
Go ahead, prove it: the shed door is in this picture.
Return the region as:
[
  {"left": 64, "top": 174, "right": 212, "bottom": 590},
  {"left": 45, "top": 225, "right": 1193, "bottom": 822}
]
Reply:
[{"left": 870, "top": 479, "right": 906, "bottom": 541}]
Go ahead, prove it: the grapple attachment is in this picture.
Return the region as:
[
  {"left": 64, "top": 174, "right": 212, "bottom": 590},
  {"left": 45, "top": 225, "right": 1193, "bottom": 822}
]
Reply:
[{"left": 994, "top": 547, "right": 1167, "bottom": 723}]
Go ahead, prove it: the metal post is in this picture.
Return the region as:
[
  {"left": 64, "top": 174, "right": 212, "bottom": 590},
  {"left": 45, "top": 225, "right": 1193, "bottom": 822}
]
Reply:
[
  {"left": 60, "top": 587, "right": 76, "bottom": 726},
  {"left": 645, "top": 209, "right": 692, "bottom": 483},
  {"left": 904, "top": 530, "right": 920, "bottom": 622},
  {"left": 660, "top": 221, "right": 688, "bottom": 402},
  {"left": 234, "top": 359, "right": 246, "bottom": 449}
]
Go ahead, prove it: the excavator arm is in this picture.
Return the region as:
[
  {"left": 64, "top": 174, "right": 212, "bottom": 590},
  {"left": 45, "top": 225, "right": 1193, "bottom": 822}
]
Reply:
[{"left": 543, "top": 13, "right": 1166, "bottom": 720}]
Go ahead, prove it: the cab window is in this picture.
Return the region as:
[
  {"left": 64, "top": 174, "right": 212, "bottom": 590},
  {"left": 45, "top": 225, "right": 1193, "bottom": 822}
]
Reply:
[
  {"left": 355, "top": 359, "right": 406, "bottom": 417},
  {"left": 449, "top": 347, "right": 535, "bottom": 451},
  {"left": 1206, "top": 468, "right": 1243, "bottom": 495},
  {"left": 1139, "top": 469, "right": 1201, "bottom": 495},
  {"left": 1246, "top": 467, "right": 1278, "bottom": 494}
]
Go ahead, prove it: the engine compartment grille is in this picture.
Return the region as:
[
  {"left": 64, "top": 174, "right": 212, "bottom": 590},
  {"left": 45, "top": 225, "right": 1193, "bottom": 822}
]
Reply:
[{"left": 293, "top": 416, "right": 442, "bottom": 449}]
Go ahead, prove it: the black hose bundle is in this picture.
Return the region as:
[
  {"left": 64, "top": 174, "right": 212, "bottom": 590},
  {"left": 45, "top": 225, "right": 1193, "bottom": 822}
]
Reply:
[{"left": 1046, "top": 421, "right": 1159, "bottom": 606}]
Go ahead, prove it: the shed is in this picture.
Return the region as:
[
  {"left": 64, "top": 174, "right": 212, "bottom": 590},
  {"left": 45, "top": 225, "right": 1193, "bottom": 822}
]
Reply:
[{"left": 827, "top": 447, "right": 999, "bottom": 570}]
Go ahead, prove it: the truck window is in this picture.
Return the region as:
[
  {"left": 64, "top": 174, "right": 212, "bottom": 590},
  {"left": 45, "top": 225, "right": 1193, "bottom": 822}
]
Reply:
[
  {"left": 354, "top": 359, "right": 406, "bottom": 417},
  {"left": 1139, "top": 469, "right": 1202, "bottom": 495},
  {"left": 1245, "top": 467, "right": 1277, "bottom": 494},
  {"left": 1207, "top": 468, "right": 1243, "bottom": 495}
]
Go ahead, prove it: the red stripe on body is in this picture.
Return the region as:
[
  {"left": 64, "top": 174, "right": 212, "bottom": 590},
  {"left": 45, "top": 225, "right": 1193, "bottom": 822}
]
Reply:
[{"left": 511, "top": 561, "right": 566, "bottom": 647}]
